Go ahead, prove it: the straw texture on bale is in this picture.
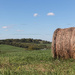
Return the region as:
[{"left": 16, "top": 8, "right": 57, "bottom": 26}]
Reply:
[{"left": 52, "top": 27, "right": 75, "bottom": 59}]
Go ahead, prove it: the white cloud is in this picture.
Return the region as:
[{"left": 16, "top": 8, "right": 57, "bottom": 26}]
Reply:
[
  {"left": 47, "top": 12, "right": 55, "bottom": 16},
  {"left": 33, "top": 13, "right": 38, "bottom": 17},
  {"left": 2, "top": 26, "right": 8, "bottom": 29}
]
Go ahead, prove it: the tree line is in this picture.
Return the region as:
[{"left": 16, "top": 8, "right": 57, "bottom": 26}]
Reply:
[{"left": 0, "top": 38, "right": 51, "bottom": 50}]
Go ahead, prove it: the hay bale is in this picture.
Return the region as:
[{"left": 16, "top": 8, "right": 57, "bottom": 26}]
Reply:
[{"left": 52, "top": 27, "right": 75, "bottom": 59}]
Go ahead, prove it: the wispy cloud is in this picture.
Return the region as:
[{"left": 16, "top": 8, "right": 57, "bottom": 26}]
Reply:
[
  {"left": 47, "top": 12, "right": 55, "bottom": 16},
  {"left": 33, "top": 13, "right": 38, "bottom": 17},
  {"left": 5, "top": 29, "right": 8, "bottom": 31},
  {"left": 67, "top": 24, "right": 72, "bottom": 25},
  {"left": 13, "top": 33, "right": 41, "bottom": 35},
  {"left": 17, "top": 30, "right": 24, "bottom": 32},
  {"left": 2, "top": 26, "right": 8, "bottom": 29}
]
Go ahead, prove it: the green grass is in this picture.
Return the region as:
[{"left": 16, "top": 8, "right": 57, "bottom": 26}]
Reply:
[{"left": 0, "top": 44, "right": 75, "bottom": 75}]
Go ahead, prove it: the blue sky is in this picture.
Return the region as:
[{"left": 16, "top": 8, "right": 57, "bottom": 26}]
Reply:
[{"left": 0, "top": 0, "right": 75, "bottom": 41}]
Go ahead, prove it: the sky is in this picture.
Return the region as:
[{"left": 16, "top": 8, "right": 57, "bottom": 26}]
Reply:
[{"left": 0, "top": 0, "right": 75, "bottom": 41}]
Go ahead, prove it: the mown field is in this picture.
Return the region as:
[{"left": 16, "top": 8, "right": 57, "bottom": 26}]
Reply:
[{"left": 0, "top": 45, "right": 75, "bottom": 75}]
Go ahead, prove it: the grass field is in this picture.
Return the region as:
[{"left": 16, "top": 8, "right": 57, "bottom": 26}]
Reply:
[{"left": 0, "top": 44, "right": 75, "bottom": 75}]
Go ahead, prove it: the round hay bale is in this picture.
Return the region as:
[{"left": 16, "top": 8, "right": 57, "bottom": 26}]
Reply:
[{"left": 52, "top": 27, "right": 75, "bottom": 59}]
